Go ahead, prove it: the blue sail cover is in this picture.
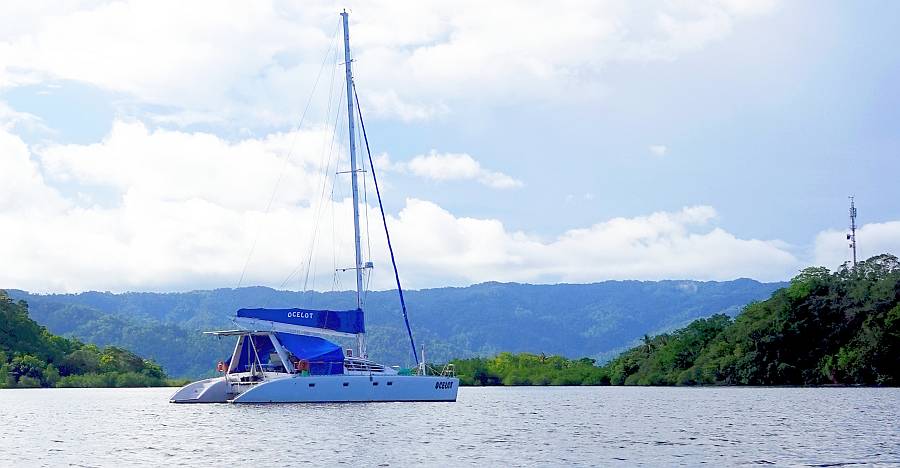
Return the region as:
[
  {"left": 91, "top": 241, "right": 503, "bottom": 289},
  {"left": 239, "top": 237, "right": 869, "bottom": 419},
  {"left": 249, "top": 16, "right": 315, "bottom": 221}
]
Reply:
[{"left": 236, "top": 307, "right": 365, "bottom": 334}]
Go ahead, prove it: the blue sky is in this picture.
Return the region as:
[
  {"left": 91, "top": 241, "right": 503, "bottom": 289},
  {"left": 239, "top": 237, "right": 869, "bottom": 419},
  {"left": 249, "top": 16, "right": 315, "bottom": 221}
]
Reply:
[{"left": 1, "top": 1, "right": 898, "bottom": 292}]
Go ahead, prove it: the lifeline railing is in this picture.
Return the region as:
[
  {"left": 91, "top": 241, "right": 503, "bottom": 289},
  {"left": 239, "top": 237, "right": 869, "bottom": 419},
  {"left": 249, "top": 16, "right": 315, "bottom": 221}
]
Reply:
[
  {"left": 416, "top": 363, "right": 456, "bottom": 377},
  {"left": 225, "top": 360, "right": 455, "bottom": 379},
  {"left": 343, "top": 358, "right": 386, "bottom": 373},
  {"left": 226, "top": 360, "right": 345, "bottom": 379}
]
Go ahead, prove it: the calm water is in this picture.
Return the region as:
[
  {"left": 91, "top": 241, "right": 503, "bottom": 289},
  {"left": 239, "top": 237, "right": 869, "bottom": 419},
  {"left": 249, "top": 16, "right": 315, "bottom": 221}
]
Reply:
[{"left": 0, "top": 386, "right": 897, "bottom": 467}]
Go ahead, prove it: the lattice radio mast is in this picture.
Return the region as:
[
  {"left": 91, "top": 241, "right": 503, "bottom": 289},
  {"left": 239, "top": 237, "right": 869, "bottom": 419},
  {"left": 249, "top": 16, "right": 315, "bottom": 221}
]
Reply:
[{"left": 847, "top": 196, "right": 858, "bottom": 267}]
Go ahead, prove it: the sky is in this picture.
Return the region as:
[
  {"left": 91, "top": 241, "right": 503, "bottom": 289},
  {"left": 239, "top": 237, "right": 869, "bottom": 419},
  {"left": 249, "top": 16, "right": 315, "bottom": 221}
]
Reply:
[{"left": 1, "top": 0, "right": 899, "bottom": 293}]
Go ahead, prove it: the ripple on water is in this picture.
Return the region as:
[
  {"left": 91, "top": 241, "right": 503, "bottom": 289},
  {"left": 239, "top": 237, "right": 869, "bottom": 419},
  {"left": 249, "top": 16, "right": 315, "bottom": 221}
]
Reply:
[{"left": 0, "top": 387, "right": 898, "bottom": 466}]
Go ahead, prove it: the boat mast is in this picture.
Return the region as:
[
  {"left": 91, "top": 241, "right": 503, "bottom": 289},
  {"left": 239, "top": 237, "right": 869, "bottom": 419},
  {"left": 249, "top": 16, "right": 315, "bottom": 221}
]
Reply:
[{"left": 341, "top": 10, "right": 367, "bottom": 357}]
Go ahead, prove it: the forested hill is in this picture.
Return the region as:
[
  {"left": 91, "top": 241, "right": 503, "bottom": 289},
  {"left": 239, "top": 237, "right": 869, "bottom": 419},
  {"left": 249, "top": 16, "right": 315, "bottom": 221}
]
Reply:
[
  {"left": 603, "top": 254, "right": 900, "bottom": 386},
  {"left": 7, "top": 279, "right": 783, "bottom": 378},
  {"left": 0, "top": 291, "right": 170, "bottom": 388}
]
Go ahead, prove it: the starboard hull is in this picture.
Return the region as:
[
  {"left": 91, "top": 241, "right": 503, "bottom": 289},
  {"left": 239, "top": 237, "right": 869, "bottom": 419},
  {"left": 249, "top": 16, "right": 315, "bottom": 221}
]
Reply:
[{"left": 170, "top": 375, "right": 459, "bottom": 403}]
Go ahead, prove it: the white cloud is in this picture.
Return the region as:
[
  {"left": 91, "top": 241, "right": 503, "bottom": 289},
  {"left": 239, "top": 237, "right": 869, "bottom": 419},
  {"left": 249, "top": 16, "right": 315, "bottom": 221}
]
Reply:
[
  {"left": 0, "top": 0, "right": 781, "bottom": 125},
  {"left": 0, "top": 122, "right": 357, "bottom": 292},
  {"left": 565, "top": 193, "right": 594, "bottom": 204},
  {"left": 372, "top": 152, "right": 404, "bottom": 173},
  {"left": 385, "top": 202, "right": 800, "bottom": 287},
  {"left": 649, "top": 145, "right": 668, "bottom": 157},
  {"left": 37, "top": 120, "right": 338, "bottom": 210},
  {"left": 0, "top": 128, "right": 68, "bottom": 214},
  {"left": 720, "top": 0, "right": 780, "bottom": 16},
  {"left": 0, "top": 101, "right": 49, "bottom": 134},
  {"left": 813, "top": 221, "right": 900, "bottom": 270},
  {"left": 362, "top": 90, "right": 449, "bottom": 122},
  {"left": 403, "top": 151, "right": 522, "bottom": 189},
  {"left": 0, "top": 121, "right": 798, "bottom": 292},
  {"left": 16, "top": 121, "right": 889, "bottom": 294},
  {"left": 10, "top": 0, "right": 897, "bottom": 296}
]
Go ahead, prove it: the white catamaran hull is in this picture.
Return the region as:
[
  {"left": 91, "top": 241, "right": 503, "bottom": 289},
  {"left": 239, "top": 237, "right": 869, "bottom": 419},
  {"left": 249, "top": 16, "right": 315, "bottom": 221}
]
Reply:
[
  {"left": 170, "top": 12, "right": 459, "bottom": 406},
  {"left": 170, "top": 375, "right": 459, "bottom": 404},
  {"left": 169, "top": 377, "right": 230, "bottom": 403}
]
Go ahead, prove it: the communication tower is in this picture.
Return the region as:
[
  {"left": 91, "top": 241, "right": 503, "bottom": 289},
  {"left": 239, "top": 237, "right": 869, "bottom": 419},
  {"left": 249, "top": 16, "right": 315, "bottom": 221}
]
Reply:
[{"left": 847, "top": 197, "right": 857, "bottom": 267}]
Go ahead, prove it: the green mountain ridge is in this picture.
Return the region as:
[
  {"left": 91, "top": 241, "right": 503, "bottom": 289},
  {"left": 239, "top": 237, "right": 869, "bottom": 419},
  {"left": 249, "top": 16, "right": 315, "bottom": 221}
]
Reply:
[
  {"left": 7, "top": 279, "right": 783, "bottom": 378},
  {"left": 0, "top": 290, "right": 170, "bottom": 388}
]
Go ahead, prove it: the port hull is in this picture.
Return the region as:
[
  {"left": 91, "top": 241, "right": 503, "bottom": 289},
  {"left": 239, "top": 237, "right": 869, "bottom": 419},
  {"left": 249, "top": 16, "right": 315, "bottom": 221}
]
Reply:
[{"left": 169, "top": 377, "right": 230, "bottom": 403}]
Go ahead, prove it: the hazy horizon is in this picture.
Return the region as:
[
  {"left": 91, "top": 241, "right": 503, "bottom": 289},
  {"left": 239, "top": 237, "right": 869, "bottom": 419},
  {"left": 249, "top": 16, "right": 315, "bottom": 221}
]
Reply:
[{"left": 7, "top": 275, "right": 792, "bottom": 296}]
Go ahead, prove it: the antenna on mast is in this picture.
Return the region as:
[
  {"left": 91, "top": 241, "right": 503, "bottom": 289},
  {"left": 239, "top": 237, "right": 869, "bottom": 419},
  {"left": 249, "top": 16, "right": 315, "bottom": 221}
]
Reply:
[{"left": 847, "top": 196, "right": 858, "bottom": 267}]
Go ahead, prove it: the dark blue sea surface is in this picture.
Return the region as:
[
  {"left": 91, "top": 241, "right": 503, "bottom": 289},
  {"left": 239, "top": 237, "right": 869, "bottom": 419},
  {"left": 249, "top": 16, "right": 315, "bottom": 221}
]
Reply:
[{"left": 1, "top": 386, "right": 897, "bottom": 466}]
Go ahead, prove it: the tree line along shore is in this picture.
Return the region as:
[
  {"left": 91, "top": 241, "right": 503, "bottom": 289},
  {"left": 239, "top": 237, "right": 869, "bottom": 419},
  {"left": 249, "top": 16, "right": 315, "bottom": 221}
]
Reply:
[
  {"left": 1, "top": 290, "right": 181, "bottom": 388},
  {"left": 451, "top": 254, "right": 899, "bottom": 386},
  {"left": 2, "top": 254, "right": 897, "bottom": 388}
]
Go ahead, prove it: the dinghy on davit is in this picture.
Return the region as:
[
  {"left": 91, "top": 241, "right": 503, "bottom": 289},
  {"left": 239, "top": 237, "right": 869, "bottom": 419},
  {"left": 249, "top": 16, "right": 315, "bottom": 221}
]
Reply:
[{"left": 170, "top": 11, "right": 458, "bottom": 404}]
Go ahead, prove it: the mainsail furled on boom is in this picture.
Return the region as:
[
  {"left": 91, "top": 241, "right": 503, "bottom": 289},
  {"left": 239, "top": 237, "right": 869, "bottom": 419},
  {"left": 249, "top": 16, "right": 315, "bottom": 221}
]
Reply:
[{"left": 235, "top": 307, "right": 365, "bottom": 336}]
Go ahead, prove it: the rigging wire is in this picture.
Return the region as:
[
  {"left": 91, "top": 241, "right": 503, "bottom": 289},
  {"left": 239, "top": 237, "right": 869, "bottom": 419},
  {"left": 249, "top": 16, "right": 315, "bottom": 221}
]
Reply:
[
  {"left": 360, "top": 113, "right": 374, "bottom": 305},
  {"left": 329, "top": 123, "right": 341, "bottom": 292},
  {"left": 237, "top": 20, "right": 341, "bottom": 289},
  {"left": 299, "top": 46, "right": 345, "bottom": 292},
  {"left": 279, "top": 34, "right": 342, "bottom": 290},
  {"left": 330, "top": 164, "right": 338, "bottom": 292},
  {"left": 327, "top": 91, "right": 347, "bottom": 292},
  {"left": 305, "top": 89, "right": 345, "bottom": 292},
  {"left": 353, "top": 82, "right": 419, "bottom": 366}
]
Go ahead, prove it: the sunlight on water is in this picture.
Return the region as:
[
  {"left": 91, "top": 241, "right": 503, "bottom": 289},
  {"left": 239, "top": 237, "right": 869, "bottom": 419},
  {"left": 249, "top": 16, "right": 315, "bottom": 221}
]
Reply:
[{"left": 1, "top": 387, "right": 898, "bottom": 466}]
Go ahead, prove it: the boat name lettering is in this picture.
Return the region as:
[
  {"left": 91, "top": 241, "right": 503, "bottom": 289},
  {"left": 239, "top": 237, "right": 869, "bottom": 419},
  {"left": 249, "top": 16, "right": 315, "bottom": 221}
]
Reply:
[
  {"left": 287, "top": 311, "right": 315, "bottom": 319},
  {"left": 434, "top": 381, "right": 454, "bottom": 389}
]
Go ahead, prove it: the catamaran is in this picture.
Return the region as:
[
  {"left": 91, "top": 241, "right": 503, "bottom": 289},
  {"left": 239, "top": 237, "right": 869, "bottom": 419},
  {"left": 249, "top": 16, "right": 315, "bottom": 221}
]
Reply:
[{"left": 171, "top": 11, "right": 458, "bottom": 403}]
